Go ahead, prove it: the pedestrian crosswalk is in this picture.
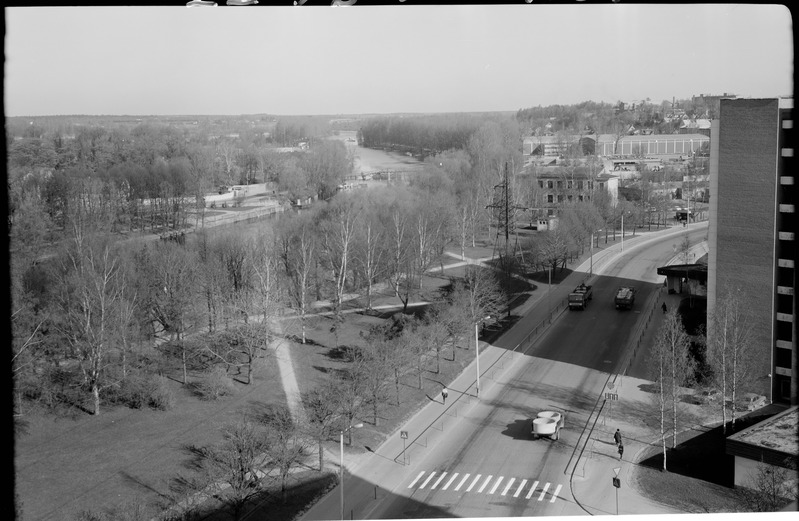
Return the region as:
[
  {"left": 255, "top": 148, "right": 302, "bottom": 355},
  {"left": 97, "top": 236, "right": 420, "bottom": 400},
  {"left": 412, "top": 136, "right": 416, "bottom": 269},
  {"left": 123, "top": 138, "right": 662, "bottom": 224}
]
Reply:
[{"left": 407, "top": 470, "right": 563, "bottom": 503}]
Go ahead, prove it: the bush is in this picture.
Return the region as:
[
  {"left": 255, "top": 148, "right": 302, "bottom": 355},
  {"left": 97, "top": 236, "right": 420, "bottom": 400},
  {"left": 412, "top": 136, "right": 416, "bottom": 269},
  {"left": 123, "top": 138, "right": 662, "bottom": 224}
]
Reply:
[
  {"left": 193, "top": 366, "right": 235, "bottom": 401},
  {"left": 105, "top": 372, "right": 175, "bottom": 411},
  {"left": 148, "top": 376, "right": 175, "bottom": 411}
]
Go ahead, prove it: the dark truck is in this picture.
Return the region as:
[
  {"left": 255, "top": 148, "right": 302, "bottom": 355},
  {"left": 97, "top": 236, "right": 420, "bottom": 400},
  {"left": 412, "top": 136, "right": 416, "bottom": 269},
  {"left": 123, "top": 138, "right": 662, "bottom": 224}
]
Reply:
[
  {"left": 568, "top": 283, "right": 593, "bottom": 310},
  {"left": 614, "top": 286, "right": 636, "bottom": 310}
]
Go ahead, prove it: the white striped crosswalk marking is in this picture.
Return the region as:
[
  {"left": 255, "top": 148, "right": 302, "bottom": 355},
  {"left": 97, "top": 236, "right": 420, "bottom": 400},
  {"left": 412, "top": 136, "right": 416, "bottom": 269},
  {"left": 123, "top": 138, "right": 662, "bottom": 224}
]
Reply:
[
  {"left": 550, "top": 483, "right": 562, "bottom": 503},
  {"left": 407, "top": 471, "right": 562, "bottom": 504},
  {"left": 488, "top": 476, "right": 503, "bottom": 495},
  {"left": 526, "top": 480, "right": 539, "bottom": 499},
  {"left": 419, "top": 472, "right": 436, "bottom": 489},
  {"left": 466, "top": 474, "right": 481, "bottom": 492},
  {"left": 538, "top": 482, "right": 550, "bottom": 501},
  {"left": 442, "top": 473, "right": 458, "bottom": 490},
  {"left": 514, "top": 479, "right": 527, "bottom": 498},
  {"left": 408, "top": 471, "right": 425, "bottom": 489}
]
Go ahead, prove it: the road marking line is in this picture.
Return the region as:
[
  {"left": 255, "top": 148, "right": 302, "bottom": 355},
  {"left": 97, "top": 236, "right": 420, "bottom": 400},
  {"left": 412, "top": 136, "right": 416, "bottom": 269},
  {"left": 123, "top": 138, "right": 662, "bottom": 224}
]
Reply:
[
  {"left": 538, "top": 482, "right": 551, "bottom": 501},
  {"left": 431, "top": 472, "right": 447, "bottom": 490},
  {"left": 526, "top": 480, "right": 539, "bottom": 500},
  {"left": 455, "top": 474, "right": 470, "bottom": 491},
  {"left": 408, "top": 471, "right": 426, "bottom": 488},
  {"left": 514, "top": 479, "right": 527, "bottom": 498},
  {"left": 478, "top": 475, "right": 493, "bottom": 493},
  {"left": 501, "top": 478, "right": 515, "bottom": 496},
  {"left": 442, "top": 473, "right": 458, "bottom": 490},
  {"left": 419, "top": 472, "right": 436, "bottom": 489},
  {"left": 466, "top": 474, "right": 481, "bottom": 492},
  {"left": 488, "top": 476, "right": 503, "bottom": 495},
  {"left": 550, "top": 484, "right": 562, "bottom": 503}
]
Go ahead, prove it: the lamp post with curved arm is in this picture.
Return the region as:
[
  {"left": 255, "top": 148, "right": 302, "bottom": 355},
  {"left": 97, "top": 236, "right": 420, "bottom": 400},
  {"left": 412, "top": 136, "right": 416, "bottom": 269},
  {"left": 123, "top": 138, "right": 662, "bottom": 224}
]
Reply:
[{"left": 475, "top": 316, "right": 491, "bottom": 397}]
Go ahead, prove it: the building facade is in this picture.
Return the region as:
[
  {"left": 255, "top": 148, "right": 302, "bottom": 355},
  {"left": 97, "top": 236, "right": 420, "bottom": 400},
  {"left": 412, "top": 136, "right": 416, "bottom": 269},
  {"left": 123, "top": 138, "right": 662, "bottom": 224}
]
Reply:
[{"left": 708, "top": 97, "right": 796, "bottom": 406}]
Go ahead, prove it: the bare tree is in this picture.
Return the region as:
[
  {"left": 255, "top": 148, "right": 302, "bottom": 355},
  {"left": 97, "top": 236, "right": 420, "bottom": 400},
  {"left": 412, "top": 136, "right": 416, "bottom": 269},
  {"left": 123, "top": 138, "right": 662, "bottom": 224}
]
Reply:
[
  {"left": 738, "top": 457, "right": 798, "bottom": 512},
  {"left": 650, "top": 309, "right": 695, "bottom": 470},
  {"left": 195, "top": 417, "right": 270, "bottom": 521},
  {"left": 302, "top": 381, "right": 341, "bottom": 472},
  {"left": 707, "top": 285, "right": 756, "bottom": 432},
  {"left": 57, "top": 233, "right": 123, "bottom": 415},
  {"left": 139, "top": 242, "right": 200, "bottom": 385},
  {"left": 317, "top": 194, "right": 361, "bottom": 323},
  {"left": 261, "top": 405, "right": 311, "bottom": 504},
  {"left": 277, "top": 211, "right": 318, "bottom": 344}
]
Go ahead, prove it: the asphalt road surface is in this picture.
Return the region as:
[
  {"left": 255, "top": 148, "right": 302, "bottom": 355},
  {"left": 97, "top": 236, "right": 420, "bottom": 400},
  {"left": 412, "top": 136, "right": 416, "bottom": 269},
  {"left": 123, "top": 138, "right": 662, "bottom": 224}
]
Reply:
[{"left": 303, "top": 223, "right": 708, "bottom": 520}]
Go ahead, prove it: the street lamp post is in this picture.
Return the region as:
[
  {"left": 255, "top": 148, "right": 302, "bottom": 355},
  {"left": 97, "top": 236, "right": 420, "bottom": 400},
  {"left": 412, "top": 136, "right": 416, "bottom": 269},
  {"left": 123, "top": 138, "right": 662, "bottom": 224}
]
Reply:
[
  {"left": 475, "top": 315, "right": 490, "bottom": 397},
  {"left": 340, "top": 422, "right": 363, "bottom": 520}
]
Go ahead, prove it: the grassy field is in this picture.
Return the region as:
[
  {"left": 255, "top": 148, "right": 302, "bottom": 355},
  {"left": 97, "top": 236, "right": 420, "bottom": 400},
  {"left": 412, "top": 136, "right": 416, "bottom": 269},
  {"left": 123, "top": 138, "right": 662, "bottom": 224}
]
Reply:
[{"left": 16, "top": 226, "right": 754, "bottom": 521}]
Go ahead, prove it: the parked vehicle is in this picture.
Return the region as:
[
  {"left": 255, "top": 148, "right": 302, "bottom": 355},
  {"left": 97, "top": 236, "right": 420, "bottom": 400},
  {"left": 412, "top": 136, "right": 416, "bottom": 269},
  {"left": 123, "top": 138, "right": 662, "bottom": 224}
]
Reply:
[
  {"left": 729, "top": 393, "right": 768, "bottom": 412},
  {"left": 614, "top": 286, "right": 636, "bottom": 310},
  {"left": 568, "top": 283, "right": 593, "bottom": 310},
  {"left": 693, "top": 388, "right": 721, "bottom": 405}
]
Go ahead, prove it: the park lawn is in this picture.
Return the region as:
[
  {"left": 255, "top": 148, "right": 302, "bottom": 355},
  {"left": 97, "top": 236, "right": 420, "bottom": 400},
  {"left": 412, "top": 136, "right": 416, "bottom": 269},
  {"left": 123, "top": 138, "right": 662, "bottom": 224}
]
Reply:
[{"left": 15, "top": 350, "right": 287, "bottom": 521}]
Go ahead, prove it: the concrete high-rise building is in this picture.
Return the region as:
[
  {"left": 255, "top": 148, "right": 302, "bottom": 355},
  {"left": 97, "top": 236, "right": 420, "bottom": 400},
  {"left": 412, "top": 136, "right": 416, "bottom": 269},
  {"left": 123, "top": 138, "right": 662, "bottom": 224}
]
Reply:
[{"left": 708, "top": 97, "right": 796, "bottom": 406}]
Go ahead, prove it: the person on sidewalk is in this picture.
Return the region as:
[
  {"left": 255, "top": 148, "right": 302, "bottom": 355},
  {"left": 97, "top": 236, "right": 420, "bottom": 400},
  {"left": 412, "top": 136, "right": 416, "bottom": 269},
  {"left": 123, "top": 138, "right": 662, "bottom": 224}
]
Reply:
[
  {"left": 614, "top": 428, "right": 622, "bottom": 447},
  {"left": 662, "top": 302, "right": 668, "bottom": 314},
  {"left": 618, "top": 443, "right": 624, "bottom": 460},
  {"left": 441, "top": 387, "right": 449, "bottom": 404}
]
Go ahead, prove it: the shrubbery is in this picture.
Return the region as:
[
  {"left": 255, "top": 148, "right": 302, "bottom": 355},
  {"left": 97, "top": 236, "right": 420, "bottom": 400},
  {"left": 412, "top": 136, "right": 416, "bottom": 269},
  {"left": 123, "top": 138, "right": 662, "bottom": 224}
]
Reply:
[{"left": 192, "top": 366, "right": 236, "bottom": 401}]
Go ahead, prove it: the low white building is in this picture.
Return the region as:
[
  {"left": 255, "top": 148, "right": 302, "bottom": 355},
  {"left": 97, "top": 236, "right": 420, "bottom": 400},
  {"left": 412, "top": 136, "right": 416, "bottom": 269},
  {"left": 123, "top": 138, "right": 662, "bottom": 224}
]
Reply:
[{"left": 726, "top": 406, "right": 798, "bottom": 492}]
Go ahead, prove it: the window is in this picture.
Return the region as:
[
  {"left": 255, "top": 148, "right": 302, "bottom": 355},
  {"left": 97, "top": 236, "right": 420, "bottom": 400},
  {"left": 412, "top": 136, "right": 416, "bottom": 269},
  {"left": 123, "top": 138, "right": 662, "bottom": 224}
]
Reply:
[
  {"left": 557, "top": 181, "right": 563, "bottom": 189},
  {"left": 547, "top": 194, "right": 554, "bottom": 203},
  {"left": 538, "top": 180, "right": 544, "bottom": 189},
  {"left": 578, "top": 195, "right": 584, "bottom": 202},
  {"left": 567, "top": 181, "right": 573, "bottom": 189},
  {"left": 577, "top": 181, "right": 584, "bottom": 190},
  {"left": 588, "top": 181, "right": 594, "bottom": 190},
  {"left": 547, "top": 180, "right": 553, "bottom": 189},
  {"left": 557, "top": 195, "right": 564, "bottom": 203},
  {"left": 568, "top": 195, "right": 573, "bottom": 202}
]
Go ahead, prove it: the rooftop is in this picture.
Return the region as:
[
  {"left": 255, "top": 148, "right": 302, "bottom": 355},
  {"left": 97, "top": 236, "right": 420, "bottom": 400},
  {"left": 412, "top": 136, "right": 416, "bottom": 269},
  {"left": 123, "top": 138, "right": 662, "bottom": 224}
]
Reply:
[{"left": 728, "top": 406, "right": 799, "bottom": 456}]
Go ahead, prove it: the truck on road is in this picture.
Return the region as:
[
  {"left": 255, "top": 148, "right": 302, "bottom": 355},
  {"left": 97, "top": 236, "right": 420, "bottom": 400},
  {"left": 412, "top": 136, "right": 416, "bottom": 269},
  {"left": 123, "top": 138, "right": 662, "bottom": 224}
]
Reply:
[
  {"left": 568, "top": 283, "right": 593, "bottom": 310},
  {"left": 614, "top": 286, "right": 636, "bottom": 310}
]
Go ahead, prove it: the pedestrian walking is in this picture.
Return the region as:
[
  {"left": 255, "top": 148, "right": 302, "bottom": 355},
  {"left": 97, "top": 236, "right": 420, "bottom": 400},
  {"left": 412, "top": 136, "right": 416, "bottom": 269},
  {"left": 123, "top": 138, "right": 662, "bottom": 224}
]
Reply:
[
  {"left": 662, "top": 302, "right": 668, "bottom": 314},
  {"left": 613, "top": 428, "right": 622, "bottom": 447},
  {"left": 618, "top": 443, "right": 624, "bottom": 460},
  {"left": 441, "top": 387, "right": 449, "bottom": 404}
]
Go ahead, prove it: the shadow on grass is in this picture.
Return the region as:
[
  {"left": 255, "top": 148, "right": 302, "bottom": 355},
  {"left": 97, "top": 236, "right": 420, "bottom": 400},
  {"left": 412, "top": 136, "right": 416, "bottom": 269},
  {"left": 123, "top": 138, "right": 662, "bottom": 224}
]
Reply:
[{"left": 639, "top": 425, "right": 735, "bottom": 487}]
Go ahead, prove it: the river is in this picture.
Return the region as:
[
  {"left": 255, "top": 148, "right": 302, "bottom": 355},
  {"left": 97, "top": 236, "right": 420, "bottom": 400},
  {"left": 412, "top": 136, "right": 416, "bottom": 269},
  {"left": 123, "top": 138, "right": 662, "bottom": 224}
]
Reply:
[{"left": 195, "top": 133, "right": 426, "bottom": 242}]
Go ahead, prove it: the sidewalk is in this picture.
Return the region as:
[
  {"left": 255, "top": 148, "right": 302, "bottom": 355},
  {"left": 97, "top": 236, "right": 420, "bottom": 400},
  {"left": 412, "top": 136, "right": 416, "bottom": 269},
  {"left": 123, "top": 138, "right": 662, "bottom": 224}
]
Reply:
[{"left": 289, "top": 222, "right": 708, "bottom": 518}]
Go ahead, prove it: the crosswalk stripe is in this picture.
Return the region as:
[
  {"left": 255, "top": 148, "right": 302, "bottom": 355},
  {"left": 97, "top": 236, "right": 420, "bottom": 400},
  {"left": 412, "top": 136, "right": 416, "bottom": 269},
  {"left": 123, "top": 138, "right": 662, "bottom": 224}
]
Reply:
[
  {"left": 514, "top": 479, "right": 527, "bottom": 498},
  {"left": 431, "top": 472, "right": 447, "bottom": 490},
  {"left": 466, "top": 474, "right": 481, "bottom": 492},
  {"left": 502, "top": 478, "right": 515, "bottom": 496},
  {"left": 408, "top": 471, "right": 426, "bottom": 488},
  {"left": 550, "top": 483, "right": 562, "bottom": 503},
  {"left": 455, "top": 474, "right": 470, "bottom": 491},
  {"left": 477, "top": 475, "right": 493, "bottom": 493},
  {"left": 419, "top": 472, "right": 436, "bottom": 489},
  {"left": 538, "top": 482, "right": 551, "bottom": 501},
  {"left": 442, "top": 473, "right": 458, "bottom": 490},
  {"left": 526, "top": 480, "right": 539, "bottom": 499},
  {"left": 488, "top": 476, "right": 503, "bottom": 495}
]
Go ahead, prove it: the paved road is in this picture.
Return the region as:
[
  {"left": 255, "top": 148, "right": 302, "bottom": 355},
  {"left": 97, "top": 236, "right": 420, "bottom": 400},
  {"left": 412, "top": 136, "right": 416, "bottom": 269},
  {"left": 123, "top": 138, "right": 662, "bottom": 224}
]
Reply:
[{"left": 302, "top": 222, "right": 709, "bottom": 519}]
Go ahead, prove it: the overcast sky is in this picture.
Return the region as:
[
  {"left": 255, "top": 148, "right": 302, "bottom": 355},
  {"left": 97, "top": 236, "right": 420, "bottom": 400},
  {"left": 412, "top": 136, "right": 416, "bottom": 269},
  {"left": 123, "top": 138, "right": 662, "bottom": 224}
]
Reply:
[{"left": 4, "top": 4, "right": 794, "bottom": 117}]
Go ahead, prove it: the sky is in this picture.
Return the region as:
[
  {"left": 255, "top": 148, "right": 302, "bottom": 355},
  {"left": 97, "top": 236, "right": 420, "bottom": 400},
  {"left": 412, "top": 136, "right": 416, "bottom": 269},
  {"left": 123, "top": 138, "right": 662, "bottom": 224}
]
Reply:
[{"left": 4, "top": 3, "right": 794, "bottom": 117}]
